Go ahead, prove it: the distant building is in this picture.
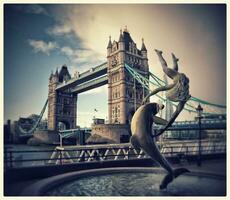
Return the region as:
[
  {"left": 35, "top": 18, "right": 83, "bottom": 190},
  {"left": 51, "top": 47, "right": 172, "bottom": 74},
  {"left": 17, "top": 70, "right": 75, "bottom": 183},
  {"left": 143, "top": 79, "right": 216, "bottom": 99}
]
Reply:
[
  {"left": 4, "top": 120, "right": 12, "bottom": 144},
  {"left": 92, "top": 118, "right": 105, "bottom": 125},
  {"left": 18, "top": 117, "right": 34, "bottom": 130},
  {"left": 163, "top": 114, "right": 226, "bottom": 140}
]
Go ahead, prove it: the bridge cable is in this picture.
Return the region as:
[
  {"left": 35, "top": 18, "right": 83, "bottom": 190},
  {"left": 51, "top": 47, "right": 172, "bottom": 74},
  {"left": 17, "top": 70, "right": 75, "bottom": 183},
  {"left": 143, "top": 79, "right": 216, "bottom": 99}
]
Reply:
[{"left": 18, "top": 99, "right": 48, "bottom": 134}]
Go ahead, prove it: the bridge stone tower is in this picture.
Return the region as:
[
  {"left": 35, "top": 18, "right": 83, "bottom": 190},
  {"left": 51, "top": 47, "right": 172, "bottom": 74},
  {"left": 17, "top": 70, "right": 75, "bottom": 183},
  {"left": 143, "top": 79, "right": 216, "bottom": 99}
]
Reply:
[
  {"left": 107, "top": 28, "right": 149, "bottom": 124},
  {"left": 48, "top": 65, "right": 77, "bottom": 131}
]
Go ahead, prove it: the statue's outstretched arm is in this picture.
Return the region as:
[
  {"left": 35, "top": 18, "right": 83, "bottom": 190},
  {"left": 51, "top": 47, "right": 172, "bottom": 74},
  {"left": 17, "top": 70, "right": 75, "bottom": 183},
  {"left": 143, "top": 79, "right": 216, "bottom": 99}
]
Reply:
[
  {"left": 172, "top": 53, "right": 179, "bottom": 72},
  {"left": 142, "top": 83, "right": 175, "bottom": 105},
  {"left": 155, "top": 49, "right": 177, "bottom": 79}
]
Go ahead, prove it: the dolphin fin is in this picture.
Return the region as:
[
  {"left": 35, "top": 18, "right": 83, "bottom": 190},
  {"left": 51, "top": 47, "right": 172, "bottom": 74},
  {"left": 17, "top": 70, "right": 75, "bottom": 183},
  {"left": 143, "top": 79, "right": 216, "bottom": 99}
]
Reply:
[
  {"left": 130, "top": 136, "right": 141, "bottom": 151},
  {"left": 159, "top": 168, "right": 190, "bottom": 190},
  {"left": 153, "top": 116, "right": 168, "bottom": 125}
]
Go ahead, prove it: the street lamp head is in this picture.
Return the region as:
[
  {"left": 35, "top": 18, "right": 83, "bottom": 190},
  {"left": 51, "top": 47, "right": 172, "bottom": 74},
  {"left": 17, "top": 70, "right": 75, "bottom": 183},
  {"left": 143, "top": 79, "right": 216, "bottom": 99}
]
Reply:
[{"left": 196, "top": 104, "right": 203, "bottom": 117}]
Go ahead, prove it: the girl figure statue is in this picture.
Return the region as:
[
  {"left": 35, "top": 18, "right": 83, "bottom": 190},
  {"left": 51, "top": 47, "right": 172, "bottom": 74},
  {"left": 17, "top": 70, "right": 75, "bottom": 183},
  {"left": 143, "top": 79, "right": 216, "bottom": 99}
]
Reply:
[{"left": 142, "top": 49, "right": 191, "bottom": 137}]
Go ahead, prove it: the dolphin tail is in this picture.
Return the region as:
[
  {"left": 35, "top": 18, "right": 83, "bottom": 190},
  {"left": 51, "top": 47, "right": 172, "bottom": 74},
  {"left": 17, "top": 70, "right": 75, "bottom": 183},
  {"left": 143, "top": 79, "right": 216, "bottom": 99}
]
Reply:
[
  {"left": 160, "top": 168, "right": 190, "bottom": 190},
  {"left": 174, "top": 168, "right": 190, "bottom": 178},
  {"left": 159, "top": 173, "right": 173, "bottom": 190}
]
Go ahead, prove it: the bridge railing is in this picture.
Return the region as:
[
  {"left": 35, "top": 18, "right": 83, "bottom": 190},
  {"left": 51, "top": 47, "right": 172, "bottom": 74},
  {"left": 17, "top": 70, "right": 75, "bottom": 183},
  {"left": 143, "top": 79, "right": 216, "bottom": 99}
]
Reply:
[{"left": 4, "top": 139, "right": 226, "bottom": 169}]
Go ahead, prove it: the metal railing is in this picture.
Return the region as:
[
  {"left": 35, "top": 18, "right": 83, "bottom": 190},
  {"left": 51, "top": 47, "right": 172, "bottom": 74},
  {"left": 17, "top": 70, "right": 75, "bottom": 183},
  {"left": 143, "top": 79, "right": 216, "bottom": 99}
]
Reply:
[{"left": 4, "top": 140, "right": 226, "bottom": 169}]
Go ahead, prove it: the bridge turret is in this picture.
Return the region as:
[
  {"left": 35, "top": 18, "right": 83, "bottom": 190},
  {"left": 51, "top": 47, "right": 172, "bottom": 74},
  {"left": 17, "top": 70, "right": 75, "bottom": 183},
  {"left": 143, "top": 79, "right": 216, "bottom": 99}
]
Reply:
[
  {"left": 141, "top": 38, "right": 147, "bottom": 56},
  {"left": 118, "top": 29, "right": 125, "bottom": 51},
  {"left": 49, "top": 70, "right": 54, "bottom": 80},
  {"left": 141, "top": 38, "right": 149, "bottom": 72},
  {"left": 48, "top": 65, "right": 77, "bottom": 131},
  {"left": 48, "top": 68, "right": 59, "bottom": 130},
  {"left": 107, "top": 28, "right": 149, "bottom": 124},
  {"left": 55, "top": 68, "right": 58, "bottom": 76},
  {"left": 50, "top": 68, "right": 59, "bottom": 83},
  {"left": 107, "top": 36, "right": 112, "bottom": 56}
]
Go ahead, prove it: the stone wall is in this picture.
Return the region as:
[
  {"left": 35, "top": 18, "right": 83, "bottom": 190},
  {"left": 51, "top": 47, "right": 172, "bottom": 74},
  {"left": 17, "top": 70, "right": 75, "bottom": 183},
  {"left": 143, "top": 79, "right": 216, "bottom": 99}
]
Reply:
[
  {"left": 30, "top": 130, "right": 59, "bottom": 145},
  {"left": 91, "top": 124, "right": 130, "bottom": 143}
]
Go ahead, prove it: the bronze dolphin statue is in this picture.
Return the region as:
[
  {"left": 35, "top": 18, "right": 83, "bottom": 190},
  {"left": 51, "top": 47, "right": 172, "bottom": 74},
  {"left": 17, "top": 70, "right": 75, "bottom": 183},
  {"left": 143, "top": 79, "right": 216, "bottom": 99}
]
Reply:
[{"left": 130, "top": 103, "right": 190, "bottom": 189}]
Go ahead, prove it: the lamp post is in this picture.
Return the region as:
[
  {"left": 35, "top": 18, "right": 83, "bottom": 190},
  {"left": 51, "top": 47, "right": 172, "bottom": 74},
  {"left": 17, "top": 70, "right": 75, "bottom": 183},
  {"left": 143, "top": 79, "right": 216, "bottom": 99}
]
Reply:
[{"left": 196, "top": 104, "right": 203, "bottom": 167}]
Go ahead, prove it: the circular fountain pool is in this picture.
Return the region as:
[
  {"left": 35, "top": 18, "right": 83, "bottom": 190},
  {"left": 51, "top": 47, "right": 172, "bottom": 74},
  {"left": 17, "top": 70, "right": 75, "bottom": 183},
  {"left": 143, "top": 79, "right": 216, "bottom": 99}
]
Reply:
[{"left": 22, "top": 167, "right": 226, "bottom": 196}]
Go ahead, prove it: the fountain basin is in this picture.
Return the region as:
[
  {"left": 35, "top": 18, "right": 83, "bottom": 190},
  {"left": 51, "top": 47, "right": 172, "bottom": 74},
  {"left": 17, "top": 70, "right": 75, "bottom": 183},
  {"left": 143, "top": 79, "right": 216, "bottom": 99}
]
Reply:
[{"left": 21, "top": 167, "right": 226, "bottom": 196}]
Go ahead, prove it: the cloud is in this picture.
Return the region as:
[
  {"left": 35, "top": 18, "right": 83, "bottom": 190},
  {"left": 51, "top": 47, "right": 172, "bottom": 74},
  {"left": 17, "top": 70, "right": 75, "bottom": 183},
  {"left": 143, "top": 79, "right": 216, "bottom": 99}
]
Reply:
[
  {"left": 28, "top": 39, "right": 58, "bottom": 55},
  {"left": 61, "top": 46, "right": 74, "bottom": 57},
  {"left": 47, "top": 24, "right": 72, "bottom": 36},
  {"left": 15, "top": 4, "right": 48, "bottom": 15},
  {"left": 27, "top": 38, "right": 103, "bottom": 68},
  {"left": 60, "top": 45, "right": 105, "bottom": 71}
]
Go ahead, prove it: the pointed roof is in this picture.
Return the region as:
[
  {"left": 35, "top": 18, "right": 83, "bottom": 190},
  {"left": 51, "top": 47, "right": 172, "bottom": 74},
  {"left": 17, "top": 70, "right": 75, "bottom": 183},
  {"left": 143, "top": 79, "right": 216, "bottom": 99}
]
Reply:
[
  {"left": 107, "top": 36, "right": 112, "bottom": 49},
  {"left": 55, "top": 68, "right": 59, "bottom": 76},
  {"left": 141, "top": 38, "right": 147, "bottom": 51},
  {"left": 123, "top": 30, "right": 134, "bottom": 51},
  {"left": 49, "top": 70, "right": 53, "bottom": 80},
  {"left": 118, "top": 29, "right": 124, "bottom": 42},
  {"left": 58, "top": 65, "right": 71, "bottom": 82}
]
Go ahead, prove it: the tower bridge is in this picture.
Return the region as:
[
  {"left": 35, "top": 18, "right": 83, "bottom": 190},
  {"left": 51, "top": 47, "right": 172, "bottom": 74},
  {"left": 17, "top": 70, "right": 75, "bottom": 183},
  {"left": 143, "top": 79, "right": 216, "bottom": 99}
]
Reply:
[
  {"left": 16, "top": 28, "right": 226, "bottom": 143},
  {"left": 48, "top": 29, "right": 149, "bottom": 139}
]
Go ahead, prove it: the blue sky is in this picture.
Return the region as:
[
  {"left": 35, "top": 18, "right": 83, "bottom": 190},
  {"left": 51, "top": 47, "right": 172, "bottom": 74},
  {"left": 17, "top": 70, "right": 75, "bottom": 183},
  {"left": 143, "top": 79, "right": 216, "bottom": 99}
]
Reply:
[{"left": 4, "top": 4, "right": 226, "bottom": 126}]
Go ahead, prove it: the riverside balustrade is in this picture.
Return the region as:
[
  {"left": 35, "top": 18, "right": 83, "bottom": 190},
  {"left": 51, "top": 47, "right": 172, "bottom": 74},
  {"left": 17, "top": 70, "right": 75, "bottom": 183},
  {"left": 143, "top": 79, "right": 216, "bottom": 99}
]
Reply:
[{"left": 4, "top": 139, "right": 226, "bottom": 169}]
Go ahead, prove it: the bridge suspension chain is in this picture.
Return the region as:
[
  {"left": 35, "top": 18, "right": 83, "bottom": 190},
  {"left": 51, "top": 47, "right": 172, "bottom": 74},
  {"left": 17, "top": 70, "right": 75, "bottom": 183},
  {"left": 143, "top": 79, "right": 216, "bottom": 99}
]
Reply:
[
  {"left": 124, "top": 63, "right": 226, "bottom": 116},
  {"left": 18, "top": 99, "right": 48, "bottom": 134}
]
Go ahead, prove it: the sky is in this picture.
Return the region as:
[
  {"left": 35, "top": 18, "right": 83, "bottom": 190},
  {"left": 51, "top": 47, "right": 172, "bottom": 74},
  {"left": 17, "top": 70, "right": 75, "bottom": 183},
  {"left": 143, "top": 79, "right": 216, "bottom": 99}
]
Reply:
[{"left": 4, "top": 4, "right": 226, "bottom": 127}]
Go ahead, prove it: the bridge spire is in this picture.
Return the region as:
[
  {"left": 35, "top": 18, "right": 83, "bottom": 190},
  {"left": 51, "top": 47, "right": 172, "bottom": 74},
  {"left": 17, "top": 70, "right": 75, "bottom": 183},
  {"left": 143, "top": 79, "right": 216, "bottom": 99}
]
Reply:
[
  {"left": 141, "top": 38, "right": 147, "bottom": 52},
  {"left": 107, "top": 35, "right": 112, "bottom": 49},
  {"left": 55, "top": 68, "right": 59, "bottom": 77},
  {"left": 118, "top": 29, "right": 124, "bottom": 42},
  {"left": 49, "top": 70, "right": 53, "bottom": 80}
]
